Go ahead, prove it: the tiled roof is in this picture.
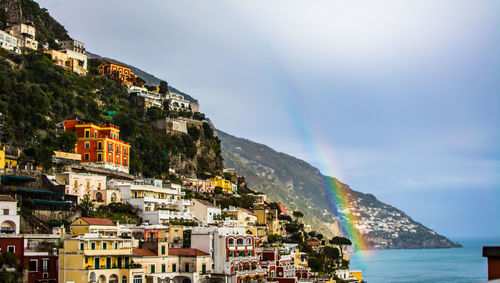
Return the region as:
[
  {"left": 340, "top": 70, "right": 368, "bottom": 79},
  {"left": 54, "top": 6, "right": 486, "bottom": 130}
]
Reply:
[
  {"left": 168, "top": 248, "right": 209, "bottom": 256},
  {"left": 0, "top": 195, "right": 15, "bottom": 202},
  {"left": 133, "top": 248, "right": 156, "bottom": 256},
  {"left": 80, "top": 217, "right": 116, "bottom": 226}
]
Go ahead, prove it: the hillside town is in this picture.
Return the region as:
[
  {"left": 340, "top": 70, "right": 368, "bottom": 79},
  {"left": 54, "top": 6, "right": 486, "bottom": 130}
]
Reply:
[{"left": 0, "top": 14, "right": 364, "bottom": 283}]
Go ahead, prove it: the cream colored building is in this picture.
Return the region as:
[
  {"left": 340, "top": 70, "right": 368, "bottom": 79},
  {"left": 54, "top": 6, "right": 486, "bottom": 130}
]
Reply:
[
  {"left": 6, "top": 23, "right": 38, "bottom": 50},
  {"left": 191, "top": 199, "right": 221, "bottom": 225},
  {"left": 56, "top": 172, "right": 108, "bottom": 204},
  {"left": 0, "top": 195, "right": 20, "bottom": 234},
  {"left": 45, "top": 49, "right": 88, "bottom": 75}
]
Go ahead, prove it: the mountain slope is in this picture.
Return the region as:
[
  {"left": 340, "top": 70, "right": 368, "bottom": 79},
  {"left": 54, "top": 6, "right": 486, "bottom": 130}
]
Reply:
[{"left": 218, "top": 129, "right": 461, "bottom": 249}]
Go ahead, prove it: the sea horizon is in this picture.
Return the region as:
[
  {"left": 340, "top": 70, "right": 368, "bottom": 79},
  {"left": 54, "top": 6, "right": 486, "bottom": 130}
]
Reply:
[{"left": 350, "top": 237, "right": 499, "bottom": 283}]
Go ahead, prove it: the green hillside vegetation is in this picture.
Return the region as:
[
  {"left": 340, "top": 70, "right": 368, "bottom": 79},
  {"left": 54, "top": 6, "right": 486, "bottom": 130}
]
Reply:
[{"left": 0, "top": 49, "right": 222, "bottom": 177}]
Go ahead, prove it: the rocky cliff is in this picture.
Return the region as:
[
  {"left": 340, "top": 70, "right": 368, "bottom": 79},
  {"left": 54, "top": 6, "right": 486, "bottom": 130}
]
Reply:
[{"left": 218, "top": 130, "right": 461, "bottom": 249}]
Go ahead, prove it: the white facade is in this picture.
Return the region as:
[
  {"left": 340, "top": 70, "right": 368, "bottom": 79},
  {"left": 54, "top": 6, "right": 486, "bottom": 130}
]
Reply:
[
  {"left": 60, "top": 39, "right": 85, "bottom": 54},
  {"left": 191, "top": 227, "right": 265, "bottom": 282},
  {"left": 0, "top": 195, "right": 20, "bottom": 234},
  {"left": 110, "top": 182, "right": 192, "bottom": 225},
  {"left": 0, "top": 30, "right": 20, "bottom": 53},
  {"left": 191, "top": 199, "right": 221, "bottom": 225},
  {"left": 6, "top": 23, "right": 38, "bottom": 50},
  {"left": 55, "top": 172, "right": 107, "bottom": 203}
]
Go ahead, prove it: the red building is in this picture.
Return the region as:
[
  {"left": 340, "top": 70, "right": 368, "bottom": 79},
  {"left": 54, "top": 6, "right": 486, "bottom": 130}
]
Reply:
[
  {"left": 64, "top": 119, "right": 131, "bottom": 173},
  {"left": 0, "top": 235, "right": 58, "bottom": 283}
]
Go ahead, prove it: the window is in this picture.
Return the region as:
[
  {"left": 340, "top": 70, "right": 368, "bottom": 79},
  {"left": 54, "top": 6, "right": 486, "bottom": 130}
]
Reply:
[
  {"left": 124, "top": 158, "right": 128, "bottom": 166},
  {"left": 122, "top": 276, "right": 127, "bottom": 283},
  {"left": 84, "top": 142, "right": 90, "bottom": 149},
  {"left": 91, "top": 242, "right": 96, "bottom": 250},
  {"left": 184, "top": 263, "right": 189, "bottom": 272},
  {"left": 161, "top": 264, "right": 166, "bottom": 273},
  {"left": 85, "top": 130, "right": 90, "bottom": 138},
  {"left": 124, "top": 148, "right": 127, "bottom": 155},
  {"left": 94, "top": 257, "right": 100, "bottom": 269},
  {"left": 87, "top": 181, "right": 90, "bottom": 190},
  {"left": 106, "top": 257, "right": 111, "bottom": 268},
  {"left": 97, "top": 142, "right": 102, "bottom": 150},
  {"left": 97, "top": 154, "right": 102, "bottom": 162},
  {"left": 42, "top": 259, "right": 49, "bottom": 270},
  {"left": 161, "top": 246, "right": 166, "bottom": 255},
  {"left": 114, "top": 242, "right": 118, "bottom": 249},
  {"left": 202, "top": 264, "right": 207, "bottom": 275},
  {"left": 7, "top": 245, "right": 15, "bottom": 253},
  {"left": 237, "top": 238, "right": 244, "bottom": 245},
  {"left": 3, "top": 209, "right": 8, "bottom": 215},
  {"left": 133, "top": 275, "right": 142, "bottom": 283},
  {"left": 84, "top": 153, "right": 89, "bottom": 161},
  {"left": 29, "top": 259, "right": 37, "bottom": 271},
  {"left": 172, "top": 263, "right": 176, "bottom": 272},
  {"left": 80, "top": 243, "right": 84, "bottom": 250},
  {"left": 102, "top": 242, "right": 107, "bottom": 250},
  {"left": 74, "top": 180, "right": 78, "bottom": 188},
  {"left": 247, "top": 238, "right": 252, "bottom": 245},
  {"left": 43, "top": 273, "right": 48, "bottom": 278},
  {"left": 228, "top": 238, "right": 234, "bottom": 246},
  {"left": 151, "top": 265, "right": 155, "bottom": 273}
]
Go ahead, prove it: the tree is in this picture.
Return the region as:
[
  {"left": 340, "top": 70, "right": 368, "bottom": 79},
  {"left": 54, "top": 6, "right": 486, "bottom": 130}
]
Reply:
[
  {"left": 279, "top": 214, "right": 293, "bottom": 222},
  {"left": 56, "top": 130, "right": 77, "bottom": 152},
  {"left": 292, "top": 211, "right": 304, "bottom": 222},
  {"left": 329, "top": 236, "right": 352, "bottom": 265},
  {"left": 80, "top": 193, "right": 94, "bottom": 216},
  {"left": 159, "top": 80, "right": 169, "bottom": 94}
]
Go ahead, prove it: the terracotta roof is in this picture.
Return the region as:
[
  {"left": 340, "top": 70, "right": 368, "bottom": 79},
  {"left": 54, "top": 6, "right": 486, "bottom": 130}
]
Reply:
[
  {"left": 168, "top": 248, "right": 209, "bottom": 256},
  {"left": 0, "top": 195, "right": 15, "bottom": 202},
  {"left": 133, "top": 248, "right": 156, "bottom": 256},
  {"left": 80, "top": 217, "right": 116, "bottom": 226}
]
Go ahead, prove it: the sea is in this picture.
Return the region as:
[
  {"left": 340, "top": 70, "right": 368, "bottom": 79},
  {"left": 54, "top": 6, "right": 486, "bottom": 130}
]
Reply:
[{"left": 349, "top": 238, "right": 500, "bottom": 283}]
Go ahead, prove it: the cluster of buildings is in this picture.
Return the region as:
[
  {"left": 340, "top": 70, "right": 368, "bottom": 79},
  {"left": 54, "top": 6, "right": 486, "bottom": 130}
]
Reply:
[{"left": 0, "top": 23, "right": 38, "bottom": 54}]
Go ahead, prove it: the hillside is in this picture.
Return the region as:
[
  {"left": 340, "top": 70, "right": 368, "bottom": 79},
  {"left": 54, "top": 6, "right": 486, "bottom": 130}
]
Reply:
[
  {"left": 0, "top": 50, "right": 222, "bottom": 178},
  {"left": 218, "top": 130, "right": 461, "bottom": 249}
]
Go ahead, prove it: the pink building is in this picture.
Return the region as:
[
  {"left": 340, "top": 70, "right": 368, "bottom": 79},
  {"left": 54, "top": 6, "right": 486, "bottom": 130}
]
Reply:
[{"left": 182, "top": 178, "right": 215, "bottom": 194}]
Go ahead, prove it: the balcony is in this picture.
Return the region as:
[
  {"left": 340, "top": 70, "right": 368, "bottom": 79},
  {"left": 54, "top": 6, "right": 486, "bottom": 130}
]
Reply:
[{"left": 83, "top": 248, "right": 132, "bottom": 256}]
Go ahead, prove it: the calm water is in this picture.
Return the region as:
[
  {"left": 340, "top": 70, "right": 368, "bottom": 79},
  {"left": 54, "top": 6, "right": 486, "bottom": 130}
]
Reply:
[{"left": 349, "top": 238, "right": 500, "bottom": 283}]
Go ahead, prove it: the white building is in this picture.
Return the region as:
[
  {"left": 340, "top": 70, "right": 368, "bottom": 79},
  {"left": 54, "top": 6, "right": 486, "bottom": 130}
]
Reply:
[
  {"left": 110, "top": 182, "right": 193, "bottom": 225},
  {"left": 190, "top": 199, "right": 221, "bottom": 225},
  {"left": 167, "top": 91, "right": 191, "bottom": 111},
  {"left": 0, "top": 30, "right": 20, "bottom": 53},
  {"left": 60, "top": 39, "right": 85, "bottom": 54},
  {"left": 191, "top": 227, "right": 266, "bottom": 283},
  {"left": 55, "top": 172, "right": 109, "bottom": 204},
  {"left": 6, "top": 23, "right": 38, "bottom": 50},
  {"left": 0, "top": 195, "right": 20, "bottom": 234}
]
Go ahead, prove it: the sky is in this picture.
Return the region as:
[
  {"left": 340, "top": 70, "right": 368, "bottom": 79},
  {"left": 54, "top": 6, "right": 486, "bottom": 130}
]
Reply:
[{"left": 37, "top": 0, "right": 500, "bottom": 238}]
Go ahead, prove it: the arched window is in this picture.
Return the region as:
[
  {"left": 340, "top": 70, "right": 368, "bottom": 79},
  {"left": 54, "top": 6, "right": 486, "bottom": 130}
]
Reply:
[
  {"left": 111, "top": 193, "right": 117, "bottom": 202},
  {"left": 246, "top": 238, "right": 252, "bottom": 245},
  {"left": 236, "top": 238, "right": 244, "bottom": 245},
  {"left": 121, "top": 276, "right": 127, "bottom": 283},
  {"left": 89, "top": 272, "right": 96, "bottom": 282},
  {"left": 228, "top": 238, "right": 234, "bottom": 246},
  {"left": 95, "top": 192, "right": 103, "bottom": 202}
]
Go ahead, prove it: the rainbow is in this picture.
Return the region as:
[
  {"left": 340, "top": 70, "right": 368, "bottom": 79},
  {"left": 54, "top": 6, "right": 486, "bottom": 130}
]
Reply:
[{"left": 262, "top": 58, "right": 368, "bottom": 252}]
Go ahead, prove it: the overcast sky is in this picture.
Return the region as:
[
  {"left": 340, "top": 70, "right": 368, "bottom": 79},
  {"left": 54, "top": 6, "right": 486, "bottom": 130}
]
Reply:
[{"left": 37, "top": 0, "right": 500, "bottom": 238}]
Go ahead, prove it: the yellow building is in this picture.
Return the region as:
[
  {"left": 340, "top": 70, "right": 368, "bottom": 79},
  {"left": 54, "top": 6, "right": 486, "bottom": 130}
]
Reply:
[
  {"left": 209, "top": 177, "right": 234, "bottom": 194},
  {"left": 0, "top": 143, "right": 5, "bottom": 169},
  {"left": 59, "top": 233, "right": 145, "bottom": 283},
  {"left": 45, "top": 49, "right": 88, "bottom": 75},
  {"left": 70, "top": 217, "right": 118, "bottom": 237},
  {"left": 350, "top": 270, "right": 363, "bottom": 282},
  {"left": 60, "top": 217, "right": 145, "bottom": 283}
]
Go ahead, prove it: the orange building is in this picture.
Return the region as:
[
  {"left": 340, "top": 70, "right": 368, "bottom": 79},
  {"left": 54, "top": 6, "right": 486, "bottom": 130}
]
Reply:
[
  {"left": 64, "top": 119, "right": 131, "bottom": 173},
  {"left": 98, "top": 60, "right": 139, "bottom": 87}
]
